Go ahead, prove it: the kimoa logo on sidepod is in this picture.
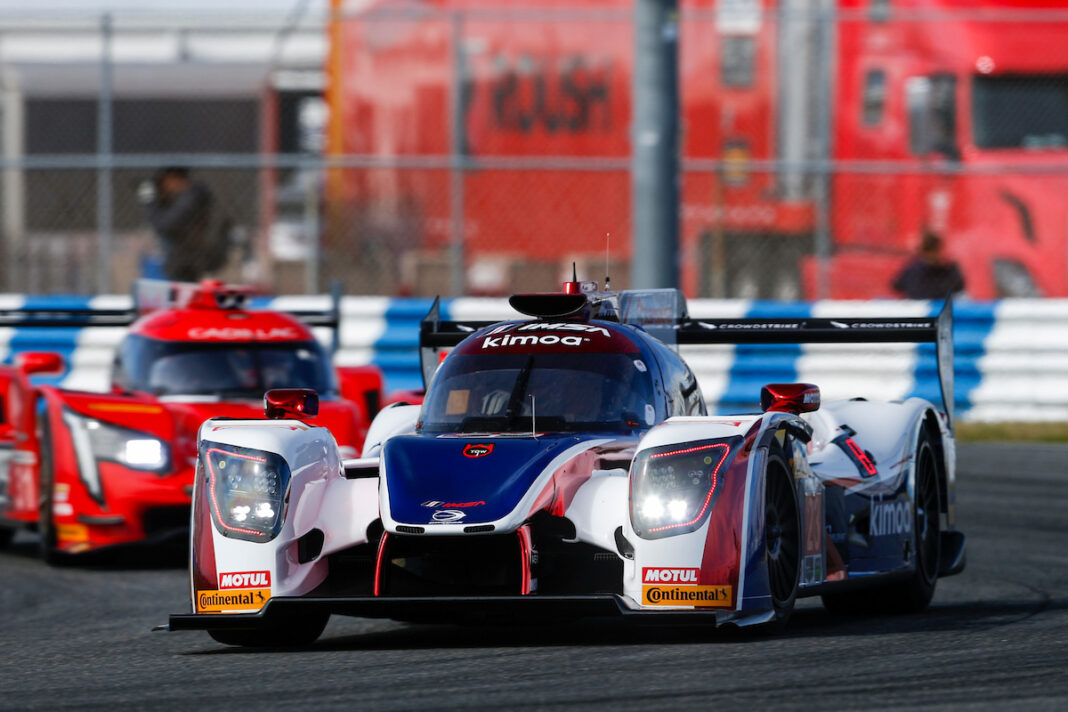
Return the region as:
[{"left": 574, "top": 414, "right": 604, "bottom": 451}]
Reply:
[{"left": 869, "top": 499, "right": 912, "bottom": 536}]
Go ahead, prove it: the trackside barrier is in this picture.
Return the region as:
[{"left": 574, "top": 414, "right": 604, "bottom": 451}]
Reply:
[{"left": 1, "top": 295, "right": 1064, "bottom": 423}]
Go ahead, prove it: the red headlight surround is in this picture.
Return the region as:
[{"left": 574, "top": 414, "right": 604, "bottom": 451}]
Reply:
[
  {"left": 200, "top": 441, "right": 291, "bottom": 543},
  {"left": 630, "top": 436, "right": 741, "bottom": 539}
]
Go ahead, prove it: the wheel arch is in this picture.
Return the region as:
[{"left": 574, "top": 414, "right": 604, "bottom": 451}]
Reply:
[{"left": 920, "top": 408, "right": 949, "bottom": 517}]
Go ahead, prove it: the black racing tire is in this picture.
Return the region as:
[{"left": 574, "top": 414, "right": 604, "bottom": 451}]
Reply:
[
  {"left": 0, "top": 526, "right": 15, "bottom": 549},
  {"left": 207, "top": 612, "right": 329, "bottom": 649},
  {"left": 821, "top": 428, "right": 942, "bottom": 615},
  {"left": 37, "top": 418, "right": 65, "bottom": 566},
  {"left": 882, "top": 429, "right": 942, "bottom": 612},
  {"left": 764, "top": 447, "right": 801, "bottom": 628}
]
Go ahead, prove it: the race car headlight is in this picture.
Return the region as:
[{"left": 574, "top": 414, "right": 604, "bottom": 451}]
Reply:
[
  {"left": 200, "top": 441, "right": 291, "bottom": 543},
  {"left": 630, "top": 437, "right": 741, "bottom": 539},
  {"left": 62, "top": 409, "right": 171, "bottom": 503}
]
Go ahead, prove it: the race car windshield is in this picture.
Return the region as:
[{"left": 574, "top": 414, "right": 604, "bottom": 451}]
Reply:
[
  {"left": 113, "top": 335, "right": 337, "bottom": 397},
  {"left": 419, "top": 352, "right": 656, "bottom": 434}
]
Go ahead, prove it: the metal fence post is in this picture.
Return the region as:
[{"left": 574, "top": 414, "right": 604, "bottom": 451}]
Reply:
[
  {"left": 632, "top": 0, "right": 680, "bottom": 290},
  {"left": 813, "top": 0, "right": 836, "bottom": 301},
  {"left": 449, "top": 10, "right": 466, "bottom": 297},
  {"left": 96, "top": 12, "right": 114, "bottom": 294},
  {"left": 304, "top": 160, "right": 321, "bottom": 294},
  {"left": 1, "top": 67, "right": 25, "bottom": 292}
]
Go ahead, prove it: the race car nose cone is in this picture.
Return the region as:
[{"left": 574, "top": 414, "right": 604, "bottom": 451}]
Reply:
[{"left": 382, "top": 434, "right": 572, "bottom": 526}]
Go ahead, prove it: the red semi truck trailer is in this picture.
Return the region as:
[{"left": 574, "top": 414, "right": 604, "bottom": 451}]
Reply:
[{"left": 325, "top": 0, "right": 1068, "bottom": 299}]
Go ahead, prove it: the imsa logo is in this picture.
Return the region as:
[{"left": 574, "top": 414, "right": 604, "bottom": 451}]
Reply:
[{"left": 869, "top": 500, "right": 912, "bottom": 537}]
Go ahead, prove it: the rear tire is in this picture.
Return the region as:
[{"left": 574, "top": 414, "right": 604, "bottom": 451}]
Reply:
[
  {"left": 764, "top": 448, "right": 801, "bottom": 627},
  {"left": 0, "top": 526, "right": 15, "bottom": 549},
  {"left": 207, "top": 612, "right": 329, "bottom": 649},
  {"left": 821, "top": 429, "right": 942, "bottom": 615}
]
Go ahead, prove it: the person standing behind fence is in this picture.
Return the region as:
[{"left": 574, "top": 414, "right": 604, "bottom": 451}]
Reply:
[
  {"left": 139, "top": 167, "right": 228, "bottom": 282},
  {"left": 891, "top": 231, "right": 965, "bottom": 299}
]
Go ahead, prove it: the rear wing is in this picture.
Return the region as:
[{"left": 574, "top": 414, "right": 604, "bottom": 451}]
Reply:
[
  {"left": 0, "top": 281, "right": 346, "bottom": 350},
  {"left": 418, "top": 298, "right": 495, "bottom": 389},
  {"left": 0, "top": 305, "right": 137, "bottom": 328},
  {"left": 677, "top": 297, "right": 955, "bottom": 429},
  {"left": 419, "top": 295, "right": 955, "bottom": 429}
]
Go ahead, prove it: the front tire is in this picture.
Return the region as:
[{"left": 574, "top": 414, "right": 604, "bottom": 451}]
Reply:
[
  {"left": 207, "top": 612, "right": 329, "bottom": 648},
  {"left": 764, "top": 448, "right": 801, "bottom": 626}
]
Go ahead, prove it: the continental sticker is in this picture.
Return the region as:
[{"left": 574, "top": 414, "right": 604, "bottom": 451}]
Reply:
[
  {"left": 196, "top": 588, "right": 271, "bottom": 613},
  {"left": 642, "top": 585, "right": 732, "bottom": 607}
]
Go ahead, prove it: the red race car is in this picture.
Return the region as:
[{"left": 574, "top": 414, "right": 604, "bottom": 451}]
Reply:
[{"left": 0, "top": 280, "right": 384, "bottom": 562}]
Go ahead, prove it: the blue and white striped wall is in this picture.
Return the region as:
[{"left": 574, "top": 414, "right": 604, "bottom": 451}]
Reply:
[{"left": 1, "top": 294, "right": 1064, "bottom": 422}]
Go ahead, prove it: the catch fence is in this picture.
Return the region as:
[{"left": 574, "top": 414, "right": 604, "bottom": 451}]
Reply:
[{"left": 2, "top": 3, "right": 1068, "bottom": 300}]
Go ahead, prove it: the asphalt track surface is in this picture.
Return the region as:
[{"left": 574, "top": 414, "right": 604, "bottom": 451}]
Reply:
[{"left": 1, "top": 442, "right": 1065, "bottom": 711}]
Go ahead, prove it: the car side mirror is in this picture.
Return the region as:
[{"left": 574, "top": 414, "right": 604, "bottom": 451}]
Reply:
[
  {"left": 15, "top": 351, "right": 65, "bottom": 376},
  {"left": 264, "top": 388, "right": 319, "bottom": 419},
  {"left": 760, "top": 383, "right": 820, "bottom": 414}
]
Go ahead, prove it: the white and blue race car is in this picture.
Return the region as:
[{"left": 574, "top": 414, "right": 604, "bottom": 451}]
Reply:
[{"left": 168, "top": 281, "right": 965, "bottom": 647}]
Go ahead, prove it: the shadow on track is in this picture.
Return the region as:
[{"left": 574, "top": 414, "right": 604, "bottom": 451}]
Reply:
[
  {"left": 178, "top": 595, "right": 1065, "bottom": 656},
  {"left": 2, "top": 531, "right": 187, "bottom": 570}
]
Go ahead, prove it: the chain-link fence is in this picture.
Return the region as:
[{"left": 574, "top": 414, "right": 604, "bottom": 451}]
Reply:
[{"left": 3, "top": 1, "right": 1068, "bottom": 299}]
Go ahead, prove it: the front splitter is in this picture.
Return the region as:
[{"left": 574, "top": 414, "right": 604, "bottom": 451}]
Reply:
[{"left": 167, "top": 594, "right": 741, "bottom": 630}]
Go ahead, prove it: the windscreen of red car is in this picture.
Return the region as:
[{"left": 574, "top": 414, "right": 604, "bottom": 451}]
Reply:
[{"left": 112, "top": 335, "right": 338, "bottom": 398}]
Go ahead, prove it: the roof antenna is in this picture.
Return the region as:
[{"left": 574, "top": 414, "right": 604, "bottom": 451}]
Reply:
[
  {"left": 604, "top": 232, "right": 611, "bottom": 290},
  {"left": 572, "top": 261, "right": 578, "bottom": 282}
]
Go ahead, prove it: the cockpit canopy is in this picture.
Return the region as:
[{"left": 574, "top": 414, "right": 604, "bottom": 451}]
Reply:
[
  {"left": 418, "top": 350, "right": 658, "bottom": 434},
  {"left": 112, "top": 335, "right": 337, "bottom": 398}
]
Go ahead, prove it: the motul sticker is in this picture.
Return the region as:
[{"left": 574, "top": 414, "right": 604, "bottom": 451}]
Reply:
[
  {"left": 196, "top": 588, "right": 271, "bottom": 613},
  {"left": 642, "top": 585, "right": 732, "bottom": 607},
  {"left": 463, "top": 443, "right": 494, "bottom": 458},
  {"left": 642, "top": 567, "right": 699, "bottom": 584},
  {"left": 218, "top": 570, "right": 271, "bottom": 589}
]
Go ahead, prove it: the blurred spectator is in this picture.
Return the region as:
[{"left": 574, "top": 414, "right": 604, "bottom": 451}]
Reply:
[
  {"left": 892, "top": 231, "right": 965, "bottom": 299},
  {"left": 139, "top": 167, "right": 229, "bottom": 282}
]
